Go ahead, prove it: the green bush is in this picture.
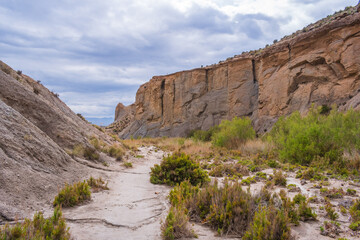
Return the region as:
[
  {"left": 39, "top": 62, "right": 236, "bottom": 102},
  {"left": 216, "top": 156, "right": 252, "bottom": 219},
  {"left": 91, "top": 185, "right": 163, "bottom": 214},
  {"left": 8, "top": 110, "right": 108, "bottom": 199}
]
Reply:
[
  {"left": 53, "top": 181, "right": 91, "bottom": 207},
  {"left": 0, "top": 206, "right": 70, "bottom": 240},
  {"left": 186, "top": 180, "right": 257, "bottom": 235},
  {"left": 150, "top": 153, "right": 209, "bottom": 186},
  {"left": 161, "top": 207, "right": 196, "bottom": 240},
  {"left": 190, "top": 126, "right": 220, "bottom": 142},
  {"left": 212, "top": 117, "right": 255, "bottom": 149},
  {"left": 350, "top": 200, "right": 360, "bottom": 229},
  {"left": 268, "top": 107, "right": 360, "bottom": 166},
  {"left": 243, "top": 206, "right": 291, "bottom": 240},
  {"left": 273, "top": 170, "right": 287, "bottom": 186}
]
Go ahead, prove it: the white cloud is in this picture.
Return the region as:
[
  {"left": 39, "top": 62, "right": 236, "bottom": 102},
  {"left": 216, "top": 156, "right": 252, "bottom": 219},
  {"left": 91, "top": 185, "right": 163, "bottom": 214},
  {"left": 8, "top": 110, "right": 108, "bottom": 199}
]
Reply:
[{"left": 0, "top": 0, "right": 357, "bottom": 122}]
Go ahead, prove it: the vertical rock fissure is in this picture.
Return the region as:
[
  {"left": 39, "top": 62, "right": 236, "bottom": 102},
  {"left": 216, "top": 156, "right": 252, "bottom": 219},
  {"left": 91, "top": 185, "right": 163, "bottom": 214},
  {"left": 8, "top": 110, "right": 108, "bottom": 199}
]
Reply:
[
  {"left": 160, "top": 79, "right": 165, "bottom": 117},
  {"left": 252, "top": 59, "right": 257, "bottom": 83},
  {"left": 205, "top": 69, "right": 209, "bottom": 92},
  {"left": 287, "top": 44, "right": 292, "bottom": 63}
]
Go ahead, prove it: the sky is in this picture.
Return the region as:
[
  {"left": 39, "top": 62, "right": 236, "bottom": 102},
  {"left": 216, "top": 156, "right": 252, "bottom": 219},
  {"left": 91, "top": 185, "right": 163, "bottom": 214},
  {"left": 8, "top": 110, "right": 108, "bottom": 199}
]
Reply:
[{"left": 0, "top": 0, "right": 357, "bottom": 125}]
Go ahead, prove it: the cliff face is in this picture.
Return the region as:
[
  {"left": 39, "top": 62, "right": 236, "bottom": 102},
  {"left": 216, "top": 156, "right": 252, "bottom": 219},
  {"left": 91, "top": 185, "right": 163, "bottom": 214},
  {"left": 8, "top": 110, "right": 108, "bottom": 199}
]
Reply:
[{"left": 117, "top": 9, "right": 360, "bottom": 138}]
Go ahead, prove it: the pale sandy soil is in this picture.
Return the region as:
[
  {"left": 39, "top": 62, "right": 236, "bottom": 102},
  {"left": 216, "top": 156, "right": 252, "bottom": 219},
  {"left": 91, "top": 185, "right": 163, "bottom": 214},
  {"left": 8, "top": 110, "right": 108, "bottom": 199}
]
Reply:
[
  {"left": 63, "top": 146, "right": 170, "bottom": 240},
  {"left": 62, "top": 147, "right": 360, "bottom": 240}
]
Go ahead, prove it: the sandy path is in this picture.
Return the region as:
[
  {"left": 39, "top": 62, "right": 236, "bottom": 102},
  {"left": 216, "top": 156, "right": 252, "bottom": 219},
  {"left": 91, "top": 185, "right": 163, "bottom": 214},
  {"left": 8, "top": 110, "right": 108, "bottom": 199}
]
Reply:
[{"left": 63, "top": 146, "right": 170, "bottom": 240}]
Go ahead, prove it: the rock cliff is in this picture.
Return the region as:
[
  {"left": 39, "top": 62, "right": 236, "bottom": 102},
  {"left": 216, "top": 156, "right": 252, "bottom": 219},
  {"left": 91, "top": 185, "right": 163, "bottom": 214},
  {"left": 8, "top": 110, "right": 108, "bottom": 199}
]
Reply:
[{"left": 116, "top": 6, "right": 360, "bottom": 138}]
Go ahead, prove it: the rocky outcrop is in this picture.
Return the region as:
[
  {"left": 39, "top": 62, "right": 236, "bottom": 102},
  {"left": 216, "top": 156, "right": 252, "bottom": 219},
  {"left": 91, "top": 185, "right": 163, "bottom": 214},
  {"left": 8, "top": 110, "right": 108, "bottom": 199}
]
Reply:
[
  {"left": 0, "top": 63, "right": 113, "bottom": 220},
  {"left": 106, "top": 103, "right": 135, "bottom": 134},
  {"left": 117, "top": 7, "right": 360, "bottom": 138}
]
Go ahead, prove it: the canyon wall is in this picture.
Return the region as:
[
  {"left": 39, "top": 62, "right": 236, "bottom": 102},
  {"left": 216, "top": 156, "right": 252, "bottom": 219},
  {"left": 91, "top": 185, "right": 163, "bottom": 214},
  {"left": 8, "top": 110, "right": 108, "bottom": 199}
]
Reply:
[{"left": 117, "top": 9, "right": 360, "bottom": 138}]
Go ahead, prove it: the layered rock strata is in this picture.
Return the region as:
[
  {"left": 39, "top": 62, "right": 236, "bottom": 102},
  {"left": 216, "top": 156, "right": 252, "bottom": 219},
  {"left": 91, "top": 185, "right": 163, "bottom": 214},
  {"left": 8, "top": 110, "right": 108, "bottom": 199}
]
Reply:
[{"left": 117, "top": 8, "right": 360, "bottom": 138}]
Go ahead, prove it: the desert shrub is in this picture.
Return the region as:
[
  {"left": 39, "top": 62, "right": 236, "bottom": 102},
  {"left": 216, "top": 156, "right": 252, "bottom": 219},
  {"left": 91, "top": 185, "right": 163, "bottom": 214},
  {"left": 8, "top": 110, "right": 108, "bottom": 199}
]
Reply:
[
  {"left": 190, "top": 126, "right": 220, "bottom": 142},
  {"left": 209, "top": 163, "right": 249, "bottom": 178},
  {"left": 293, "top": 194, "right": 306, "bottom": 204},
  {"left": 320, "top": 188, "right": 344, "bottom": 199},
  {"left": 0, "top": 206, "right": 70, "bottom": 240},
  {"left": 298, "top": 201, "right": 317, "bottom": 221},
  {"left": 161, "top": 207, "right": 196, "bottom": 240},
  {"left": 325, "top": 204, "right": 338, "bottom": 220},
  {"left": 87, "top": 176, "right": 109, "bottom": 192},
  {"left": 169, "top": 180, "right": 199, "bottom": 207},
  {"left": 84, "top": 147, "right": 99, "bottom": 160},
  {"left": 243, "top": 206, "right": 291, "bottom": 240},
  {"left": 150, "top": 153, "right": 209, "bottom": 186},
  {"left": 53, "top": 181, "right": 91, "bottom": 207},
  {"left": 212, "top": 117, "right": 255, "bottom": 149},
  {"left": 185, "top": 180, "right": 256, "bottom": 235},
  {"left": 269, "top": 107, "right": 360, "bottom": 167},
  {"left": 350, "top": 200, "right": 360, "bottom": 230},
  {"left": 273, "top": 170, "right": 287, "bottom": 186}
]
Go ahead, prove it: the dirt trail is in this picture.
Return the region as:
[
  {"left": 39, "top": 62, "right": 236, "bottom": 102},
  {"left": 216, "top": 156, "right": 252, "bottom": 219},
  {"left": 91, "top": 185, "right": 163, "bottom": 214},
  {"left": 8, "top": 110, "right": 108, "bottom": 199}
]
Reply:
[{"left": 63, "top": 146, "right": 170, "bottom": 240}]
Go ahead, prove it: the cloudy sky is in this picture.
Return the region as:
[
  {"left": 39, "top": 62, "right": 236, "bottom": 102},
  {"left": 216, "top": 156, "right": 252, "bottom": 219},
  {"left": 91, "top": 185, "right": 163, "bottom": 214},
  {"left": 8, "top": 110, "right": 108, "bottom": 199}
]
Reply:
[{"left": 0, "top": 0, "right": 357, "bottom": 125}]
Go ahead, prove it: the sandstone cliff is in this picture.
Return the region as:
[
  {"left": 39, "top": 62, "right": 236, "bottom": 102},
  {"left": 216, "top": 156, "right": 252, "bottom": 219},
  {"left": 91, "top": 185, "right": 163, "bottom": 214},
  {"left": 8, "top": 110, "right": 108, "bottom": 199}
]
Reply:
[
  {"left": 116, "top": 6, "right": 360, "bottom": 138},
  {"left": 0, "top": 63, "right": 113, "bottom": 221}
]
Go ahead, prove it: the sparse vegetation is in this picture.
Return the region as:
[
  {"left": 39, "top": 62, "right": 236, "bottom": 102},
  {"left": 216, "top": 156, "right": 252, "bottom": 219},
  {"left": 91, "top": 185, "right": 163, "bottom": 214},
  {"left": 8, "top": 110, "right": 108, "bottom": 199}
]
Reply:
[
  {"left": 212, "top": 117, "right": 255, "bottom": 149},
  {"left": 71, "top": 144, "right": 100, "bottom": 161},
  {"left": 161, "top": 207, "right": 196, "bottom": 240},
  {"left": 53, "top": 180, "right": 91, "bottom": 207},
  {"left": 0, "top": 206, "right": 70, "bottom": 240},
  {"left": 150, "top": 153, "right": 209, "bottom": 186},
  {"left": 87, "top": 176, "right": 109, "bottom": 192},
  {"left": 123, "top": 162, "right": 133, "bottom": 168},
  {"left": 269, "top": 107, "right": 360, "bottom": 175}
]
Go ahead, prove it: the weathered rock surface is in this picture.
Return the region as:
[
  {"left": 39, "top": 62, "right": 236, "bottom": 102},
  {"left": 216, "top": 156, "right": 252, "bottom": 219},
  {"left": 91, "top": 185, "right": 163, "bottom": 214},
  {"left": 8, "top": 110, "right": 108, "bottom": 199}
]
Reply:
[
  {"left": 0, "top": 62, "right": 112, "bottom": 220},
  {"left": 116, "top": 8, "right": 360, "bottom": 138}
]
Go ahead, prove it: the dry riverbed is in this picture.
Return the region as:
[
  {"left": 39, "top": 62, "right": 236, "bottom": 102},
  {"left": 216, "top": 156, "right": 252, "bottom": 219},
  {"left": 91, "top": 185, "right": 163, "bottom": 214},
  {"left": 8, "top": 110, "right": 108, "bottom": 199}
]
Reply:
[{"left": 62, "top": 146, "right": 360, "bottom": 240}]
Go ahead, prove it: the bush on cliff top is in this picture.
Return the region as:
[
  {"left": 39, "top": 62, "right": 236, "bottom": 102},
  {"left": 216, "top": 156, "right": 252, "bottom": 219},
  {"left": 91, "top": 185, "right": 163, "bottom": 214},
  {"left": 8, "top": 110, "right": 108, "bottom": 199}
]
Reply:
[{"left": 150, "top": 153, "right": 209, "bottom": 186}]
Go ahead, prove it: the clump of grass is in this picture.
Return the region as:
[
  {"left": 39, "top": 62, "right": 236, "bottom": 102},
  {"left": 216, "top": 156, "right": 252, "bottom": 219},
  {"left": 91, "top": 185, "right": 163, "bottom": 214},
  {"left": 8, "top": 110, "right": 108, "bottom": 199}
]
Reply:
[
  {"left": 87, "top": 176, "right": 109, "bottom": 192},
  {"left": 53, "top": 181, "right": 91, "bottom": 207},
  {"left": 123, "top": 162, "right": 133, "bottom": 168},
  {"left": 150, "top": 153, "right": 209, "bottom": 186},
  {"left": 71, "top": 144, "right": 99, "bottom": 161},
  {"left": 0, "top": 206, "right": 70, "bottom": 239},
  {"left": 161, "top": 207, "right": 196, "bottom": 240},
  {"left": 84, "top": 147, "right": 100, "bottom": 160},
  {"left": 212, "top": 117, "right": 255, "bottom": 149},
  {"left": 107, "top": 144, "right": 124, "bottom": 161}
]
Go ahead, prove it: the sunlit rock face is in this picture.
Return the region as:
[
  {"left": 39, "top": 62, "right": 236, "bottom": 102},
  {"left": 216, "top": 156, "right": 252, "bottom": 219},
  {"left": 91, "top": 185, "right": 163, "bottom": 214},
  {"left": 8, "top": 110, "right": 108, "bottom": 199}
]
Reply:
[{"left": 116, "top": 11, "right": 360, "bottom": 138}]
